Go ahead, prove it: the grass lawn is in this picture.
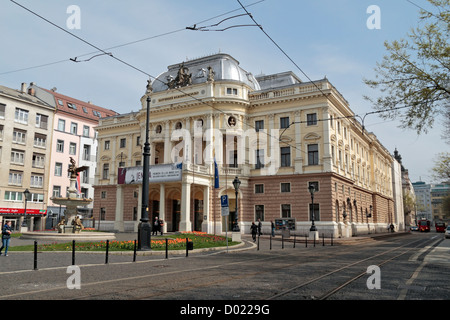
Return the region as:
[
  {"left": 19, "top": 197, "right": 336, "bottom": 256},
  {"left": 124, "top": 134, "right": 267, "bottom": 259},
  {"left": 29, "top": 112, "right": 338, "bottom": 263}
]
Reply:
[{"left": 9, "top": 231, "right": 239, "bottom": 252}]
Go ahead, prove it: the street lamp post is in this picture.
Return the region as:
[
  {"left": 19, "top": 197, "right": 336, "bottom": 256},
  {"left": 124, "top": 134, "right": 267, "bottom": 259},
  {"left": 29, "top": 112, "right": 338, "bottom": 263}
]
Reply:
[
  {"left": 308, "top": 185, "right": 317, "bottom": 231},
  {"left": 138, "top": 95, "right": 152, "bottom": 251},
  {"left": 232, "top": 176, "right": 241, "bottom": 232},
  {"left": 22, "top": 189, "right": 30, "bottom": 229}
]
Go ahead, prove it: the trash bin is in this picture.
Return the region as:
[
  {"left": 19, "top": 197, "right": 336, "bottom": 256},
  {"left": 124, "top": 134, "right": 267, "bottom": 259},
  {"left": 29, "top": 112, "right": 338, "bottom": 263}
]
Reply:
[{"left": 187, "top": 241, "right": 194, "bottom": 250}]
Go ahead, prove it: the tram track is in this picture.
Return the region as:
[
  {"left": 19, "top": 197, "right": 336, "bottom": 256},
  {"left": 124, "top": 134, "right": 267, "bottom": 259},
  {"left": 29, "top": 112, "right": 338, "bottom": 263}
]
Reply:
[{"left": 1, "top": 234, "right": 438, "bottom": 300}]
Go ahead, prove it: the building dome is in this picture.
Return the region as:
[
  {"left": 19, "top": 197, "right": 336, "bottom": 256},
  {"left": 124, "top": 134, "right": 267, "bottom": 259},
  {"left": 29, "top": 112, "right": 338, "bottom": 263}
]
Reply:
[{"left": 152, "top": 53, "right": 260, "bottom": 92}]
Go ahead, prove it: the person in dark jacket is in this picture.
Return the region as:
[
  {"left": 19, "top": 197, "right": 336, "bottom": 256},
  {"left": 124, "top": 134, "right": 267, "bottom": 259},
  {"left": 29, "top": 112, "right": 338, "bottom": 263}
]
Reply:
[
  {"left": 0, "top": 221, "right": 12, "bottom": 256},
  {"left": 250, "top": 222, "right": 258, "bottom": 242}
]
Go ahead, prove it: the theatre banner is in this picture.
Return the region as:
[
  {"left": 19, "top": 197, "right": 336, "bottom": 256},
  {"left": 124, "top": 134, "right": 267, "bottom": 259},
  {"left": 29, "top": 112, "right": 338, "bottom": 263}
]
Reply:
[{"left": 118, "top": 163, "right": 183, "bottom": 184}]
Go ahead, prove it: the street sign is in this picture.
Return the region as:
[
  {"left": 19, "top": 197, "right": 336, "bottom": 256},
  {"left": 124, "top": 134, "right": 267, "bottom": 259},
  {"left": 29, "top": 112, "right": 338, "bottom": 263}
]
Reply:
[
  {"left": 221, "top": 195, "right": 229, "bottom": 216},
  {"left": 221, "top": 195, "right": 229, "bottom": 207}
]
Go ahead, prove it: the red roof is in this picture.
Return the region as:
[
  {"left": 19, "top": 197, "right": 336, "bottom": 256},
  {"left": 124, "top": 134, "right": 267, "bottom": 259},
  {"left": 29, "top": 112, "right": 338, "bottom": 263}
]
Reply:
[{"left": 43, "top": 88, "right": 119, "bottom": 122}]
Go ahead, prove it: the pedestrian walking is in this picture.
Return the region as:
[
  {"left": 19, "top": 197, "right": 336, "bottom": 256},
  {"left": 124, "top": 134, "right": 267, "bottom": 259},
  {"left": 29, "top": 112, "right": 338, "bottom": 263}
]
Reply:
[
  {"left": 271, "top": 220, "right": 275, "bottom": 237},
  {"left": 152, "top": 216, "right": 160, "bottom": 236},
  {"left": 0, "top": 221, "right": 12, "bottom": 256},
  {"left": 159, "top": 219, "right": 164, "bottom": 236},
  {"left": 250, "top": 222, "right": 258, "bottom": 242}
]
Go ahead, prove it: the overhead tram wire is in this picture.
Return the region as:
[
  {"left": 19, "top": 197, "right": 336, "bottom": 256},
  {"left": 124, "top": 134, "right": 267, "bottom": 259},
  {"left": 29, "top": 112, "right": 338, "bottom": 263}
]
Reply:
[
  {"left": 2, "top": 0, "right": 265, "bottom": 76},
  {"left": 8, "top": 0, "right": 388, "bottom": 168}
]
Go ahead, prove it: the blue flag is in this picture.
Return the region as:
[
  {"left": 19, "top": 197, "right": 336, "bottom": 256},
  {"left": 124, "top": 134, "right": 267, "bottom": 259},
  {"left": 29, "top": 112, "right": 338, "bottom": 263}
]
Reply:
[{"left": 214, "top": 157, "right": 219, "bottom": 188}]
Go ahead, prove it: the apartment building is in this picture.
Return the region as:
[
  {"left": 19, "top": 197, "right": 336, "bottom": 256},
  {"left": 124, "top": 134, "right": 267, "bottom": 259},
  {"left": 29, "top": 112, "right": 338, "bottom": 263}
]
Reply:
[{"left": 0, "top": 84, "right": 54, "bottom": 231}]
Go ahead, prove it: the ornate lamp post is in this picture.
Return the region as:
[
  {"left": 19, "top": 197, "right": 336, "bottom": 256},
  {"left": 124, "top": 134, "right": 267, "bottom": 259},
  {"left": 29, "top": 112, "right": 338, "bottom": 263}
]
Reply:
[
  {"left": 22, "top": 188, "right": 30, "bottom": 228},
  {"left": 232, "top": 176, "right": 241, "bottom": 232},
  {"left": 308, "top": 185, "right": 317, "bottom": 231},
  {"left": 138, "top": 93, "right": 152, "bottom": 251}
]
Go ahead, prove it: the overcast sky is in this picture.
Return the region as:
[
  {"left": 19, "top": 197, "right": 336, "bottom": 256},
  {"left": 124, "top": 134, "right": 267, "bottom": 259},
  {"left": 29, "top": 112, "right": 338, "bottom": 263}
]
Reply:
[{"left": 1, "top": 0, "right": 447, "bottom": 183}]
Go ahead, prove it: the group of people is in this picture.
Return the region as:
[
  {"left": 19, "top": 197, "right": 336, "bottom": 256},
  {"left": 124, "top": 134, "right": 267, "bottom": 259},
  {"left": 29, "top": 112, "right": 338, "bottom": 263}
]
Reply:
[
  {"left": 152, "top": 216, "right": 164, "bottom": 236},
  {"left": 250, "top": 219, "right": 276, "bottom": 242}
]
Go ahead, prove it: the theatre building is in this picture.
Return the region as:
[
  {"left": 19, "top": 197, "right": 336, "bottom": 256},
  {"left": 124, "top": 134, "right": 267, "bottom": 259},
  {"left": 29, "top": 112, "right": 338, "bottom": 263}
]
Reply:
[{"left": 94, "top": 53, "right": 397, "bottom": 237}]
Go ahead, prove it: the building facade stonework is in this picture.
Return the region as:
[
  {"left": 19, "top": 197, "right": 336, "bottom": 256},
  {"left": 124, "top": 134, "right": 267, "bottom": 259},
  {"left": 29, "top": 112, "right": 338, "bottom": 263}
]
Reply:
[{"left": 94, "top": 53, "right": 397, "bottom": 237}]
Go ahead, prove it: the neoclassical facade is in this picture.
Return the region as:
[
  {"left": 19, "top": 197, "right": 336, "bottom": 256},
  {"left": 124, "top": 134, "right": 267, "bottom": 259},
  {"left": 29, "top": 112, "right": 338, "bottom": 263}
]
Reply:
[{"left": 94, "top": 53, "right": 397, "bottom": 237}]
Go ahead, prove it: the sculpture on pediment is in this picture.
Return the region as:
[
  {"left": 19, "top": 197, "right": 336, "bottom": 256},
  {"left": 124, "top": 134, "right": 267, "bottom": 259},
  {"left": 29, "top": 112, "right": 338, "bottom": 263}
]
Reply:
[{"left": 167, "top": 63, "right": 192, "bottom": 89}]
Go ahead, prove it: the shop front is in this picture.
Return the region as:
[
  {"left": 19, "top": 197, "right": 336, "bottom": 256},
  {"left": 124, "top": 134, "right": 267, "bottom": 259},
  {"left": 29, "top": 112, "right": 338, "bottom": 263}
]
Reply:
[{"left": 0, "top": 207, "right": 47, "bottom": 231}]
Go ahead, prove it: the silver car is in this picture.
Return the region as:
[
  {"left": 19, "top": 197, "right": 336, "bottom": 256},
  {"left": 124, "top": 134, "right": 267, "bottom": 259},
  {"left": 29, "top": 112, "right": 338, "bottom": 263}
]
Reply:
[{"left": 445, "top": 226, "right": 450, "bottom": 239}]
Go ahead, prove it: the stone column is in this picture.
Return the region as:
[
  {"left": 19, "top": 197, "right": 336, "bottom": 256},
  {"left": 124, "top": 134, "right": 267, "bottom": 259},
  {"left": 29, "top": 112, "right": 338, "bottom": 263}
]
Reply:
[
  {"left": 160, "top": 183, "right": 166, "bottom": 234},
  {"left": 114, "top": 184, "right": 124, "bottom": 231},
  {"left": 294, "top": 110, "right": 303, "bottom": 173},
  {"left": 202, "top": 185, "right": 211, "bottom": 233},
  {"left": 164, "top": 121, "right": 171, "bottom": 164},
  {"left": 180, "top": 182, "right": 192, "bottom": 231}
]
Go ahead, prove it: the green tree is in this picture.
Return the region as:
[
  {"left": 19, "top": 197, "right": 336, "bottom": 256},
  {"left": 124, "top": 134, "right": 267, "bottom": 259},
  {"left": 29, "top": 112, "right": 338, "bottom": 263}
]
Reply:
[
  {"left": 431, "top": 152, "right": 450, "bottom": 181},
  {"left": 364, "top": 0, "right": 450, "bottom": 134}
]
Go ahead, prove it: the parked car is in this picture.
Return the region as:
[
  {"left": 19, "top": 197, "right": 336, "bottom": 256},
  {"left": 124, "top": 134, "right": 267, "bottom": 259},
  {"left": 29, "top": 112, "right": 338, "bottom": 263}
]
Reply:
[
  {"left": 410, "top": 225, "right": 419, "bottom": 231},
  {"left": 445, "top": 226, "right": 450, "bottom": 239}
]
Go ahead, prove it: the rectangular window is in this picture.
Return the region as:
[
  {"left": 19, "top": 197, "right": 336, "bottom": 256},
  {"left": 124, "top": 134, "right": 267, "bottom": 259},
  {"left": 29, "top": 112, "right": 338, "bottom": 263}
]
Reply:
[
  {"left": 307, "top": 113, "right": 317, "bottom": 126},
  {"left": 83, "top": 145, "right": 91, "bottom": 161},
  {"left": 34, "top": 134, "right": 47, "bottom": 148},
  {"left": 281, "top": 204, "right": 291, "bottom": 218},
  {"left": 255, "top": 120, "right": 264, "bottom": 132},
  {"left": 8, "top": 171, "right": 23, "bottom": 185},
  {"left": 55, "top": 162, "right": 63, "bottom": 176},
  {"left": 83, "top": 125, "right": 90, "bottom": 137},
  {"left": 308, "top": 144, "right": 319, "bottom": 165},
  {"left": 52, "top": 186, "right": 61, "bottom": 198},
  {"left": 120, "top": 138, "right": 126, "bottom": 148},
  {"left": 30, "top": 175, "right": 44, "bottom": 188},
  {"left": 104, "top": 140, "right": 110, "bottom": 150},
  {"left": 32, "top": 153, "right": 45, "bottom": 168},
  {"left": 309, "top": 203, "right": 320, "bottom": 221},
  {"left": 69, "top": 142, "right": 77, "bottom": 155},
  {"left": 36, "top": 114, "right": 48, "bottom": 129},
  {"left": 100, "top": 208, "right": 106, "bottom": 220},
  {"left": 10, "top": 150, "right": 25, "bottom": 164},
  {"left": 308, "top": 181, "right": 319, "bottom": 192},
  {"left": 280, "top": 146, "right": 291, "bottom": 167},
  {"left": 280, "top": 117, "right": 290, "bottom": 129},
  {"left": 12, "top": 129, "right": 26, "bottom": 144},
  {"left": 70, "top": 122, "right": 78, "bottom": 135},
  {"left": 226, "top": 88, "right": 238, "bottom": 95},
  {"left": 255, "top": 149, "right": 264, "bottom": 169},
  {"left": 30, "top": 193, "right": 44, "bottom": 203},
  {"left": 0, "top": 103, "right": 5, "bottom": 118},
  {"left": 15, "top": 108, "right": 29, "bottom": 124},
  {"left": 103, "top": 163, "right": 109, "bottom": 179},
  {"left": 255, "top": 205, "right": 264, "bottom": 221},
  {"left": 4, "top": 191, "right": 23, "bottom": 201},
  {"left": 281, "top": 183, "right": 291, "bottom": 193},
  {"left": 58, "top": 119, "right": 65, "bottom": 132},
  {"left": 254, "top": 184, "right": 264, "bottom": 194},
  {"left": 101, "top": 191, "right": 107, "bottom": 199},
  {"left": 56, "top": 140, "right": 64, "bottom": 153}
]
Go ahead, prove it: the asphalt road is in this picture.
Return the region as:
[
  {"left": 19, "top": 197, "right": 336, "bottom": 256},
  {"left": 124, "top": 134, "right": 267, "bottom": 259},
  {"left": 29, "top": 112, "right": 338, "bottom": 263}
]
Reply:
[{"left": 0, "top": 232, "right": 448, "bottom": 317}]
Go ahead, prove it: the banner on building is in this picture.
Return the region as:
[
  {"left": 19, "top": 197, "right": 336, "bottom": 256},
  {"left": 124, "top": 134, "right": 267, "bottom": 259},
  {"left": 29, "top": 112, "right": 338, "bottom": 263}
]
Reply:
[
  {"left": 118, "top": 163, "right": 182, "bottom": 184},
  {"left": 0, "top": 208, "right": 47, "bottom": 215}
]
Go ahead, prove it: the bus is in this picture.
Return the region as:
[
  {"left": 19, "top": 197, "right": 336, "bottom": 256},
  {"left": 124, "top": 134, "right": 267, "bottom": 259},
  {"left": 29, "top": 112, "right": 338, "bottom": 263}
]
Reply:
[
  {"left": 418, "top": 219, "right": 431, "bottom": 232},
  {"left": 435, "top": 221, "right": 446, "bottom": 233}
]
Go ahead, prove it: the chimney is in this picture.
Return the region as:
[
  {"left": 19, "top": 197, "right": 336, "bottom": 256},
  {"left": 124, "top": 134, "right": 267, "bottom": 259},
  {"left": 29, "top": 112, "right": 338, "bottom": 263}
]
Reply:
[{"left": 20, "top": 83, "right": 27, "bottom": 93}]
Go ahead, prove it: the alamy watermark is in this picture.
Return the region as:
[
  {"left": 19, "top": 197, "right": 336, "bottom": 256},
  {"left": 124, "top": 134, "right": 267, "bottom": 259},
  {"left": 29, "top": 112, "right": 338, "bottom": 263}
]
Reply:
[
  {"left": 367, "top": 5, "right": 381, "bottom": 30},
  {"left": 66, "top": 5, "right": 81, "bottom": 30},
  {"left": 366, "top": 265, "right": 381, "bottom": 289}
]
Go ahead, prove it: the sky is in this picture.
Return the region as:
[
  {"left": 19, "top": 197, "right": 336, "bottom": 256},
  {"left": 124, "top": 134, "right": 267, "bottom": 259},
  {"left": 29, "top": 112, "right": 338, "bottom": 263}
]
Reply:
[{"left": 1, "top": 0, "right": 448, "bottom": 184}]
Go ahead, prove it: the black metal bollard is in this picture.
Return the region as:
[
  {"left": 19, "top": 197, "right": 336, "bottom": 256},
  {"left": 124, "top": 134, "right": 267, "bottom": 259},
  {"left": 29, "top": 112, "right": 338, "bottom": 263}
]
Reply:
[
  {"left": 105, "top": 240, "right": 109, "bottom": 264},
  {"left": 270, "top": 234, "right": 272, "bottom": 250},
  {"left": 313, "top": 233, "right": 316, "bottom": 247},
  {"left": 331, "top": 234, "right": 334, "bottom": 246},
  {"left": 72, "top": 240, "right": 76, "bottom": 265},
  {"left": 293, "top": 234, "right": 296, "bottom": 248},
  {"left": 282, "top": 234, "right": 284, "bottom": 249},
  {"left": 186, "top": 238, "right": 189, "bottom": 257},
  {"left": 257, "top": 234, "right": 260, "bottom": 251},
  {"left": 305, "top": 235, "right": 308, "bottom": 248},
  {"left": 165, "top": 238, "right": 168, "bottom": 259},
  {"left": 33, "top": 241, "right": 38, "bottom": 271},
  {"left": 133, "top": 240, "right": 137, "bottom": 262},
  {"left": 322, "top": 233, "right": 325, "bottom": 246}
]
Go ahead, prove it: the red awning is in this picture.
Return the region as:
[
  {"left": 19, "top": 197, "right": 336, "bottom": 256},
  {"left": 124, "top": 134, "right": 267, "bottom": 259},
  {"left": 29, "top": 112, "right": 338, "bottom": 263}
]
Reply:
[{"left": 0, "top": 208, "right": 47, "bottom": 215}]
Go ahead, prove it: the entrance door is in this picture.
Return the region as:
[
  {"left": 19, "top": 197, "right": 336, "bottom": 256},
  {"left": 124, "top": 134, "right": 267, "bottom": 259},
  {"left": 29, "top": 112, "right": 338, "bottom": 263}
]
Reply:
[
  {"left": 194, "top": 199, "right": 203, "bottom": 232},
  {"left": 172, "top": 200, "right": 180, "bottom": 232}
]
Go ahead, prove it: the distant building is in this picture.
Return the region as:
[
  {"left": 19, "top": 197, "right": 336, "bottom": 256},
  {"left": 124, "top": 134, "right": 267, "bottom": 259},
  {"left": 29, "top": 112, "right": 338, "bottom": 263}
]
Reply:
[
  {"left": 412, "top": 181, "right": 432, "bottom": 221},
  {"left": 94, "top": 53, "right": 397, "bottom": 237},
  {"left": 430, "top": 183, "right": 450, "bottom": 221}
]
